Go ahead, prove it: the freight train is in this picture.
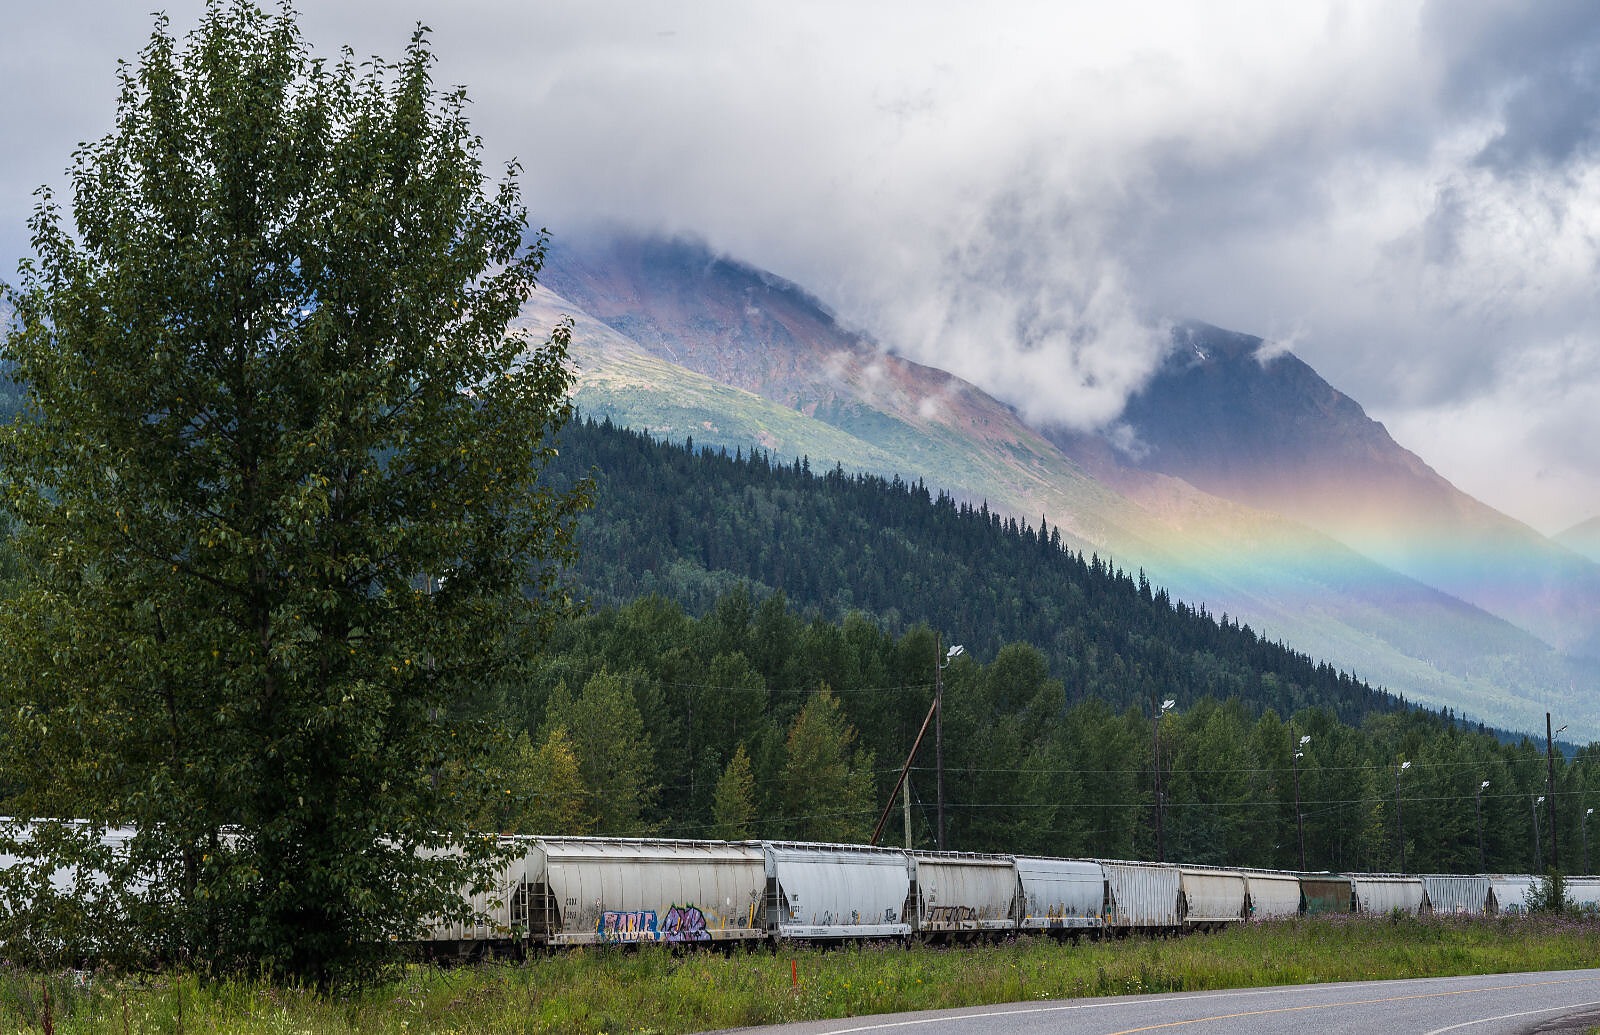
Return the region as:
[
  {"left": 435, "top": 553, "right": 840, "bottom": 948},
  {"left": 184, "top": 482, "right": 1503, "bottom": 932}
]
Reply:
[{"left": 421, "top": 836, "right": 1582, "bottom": 957}]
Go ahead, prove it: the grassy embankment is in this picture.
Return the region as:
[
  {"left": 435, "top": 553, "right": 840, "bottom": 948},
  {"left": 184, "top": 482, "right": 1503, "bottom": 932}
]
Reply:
[{"left": 4, "top": 914, "right": 1599, "bottom": 1034}]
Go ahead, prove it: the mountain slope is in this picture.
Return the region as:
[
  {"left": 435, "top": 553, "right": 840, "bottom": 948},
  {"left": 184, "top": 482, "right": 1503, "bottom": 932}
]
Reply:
[
  {"left": 1084, "top": 322, "right": 1600, "bottom": 660},
  {"left": 531, "top": 233, "right": 1599, "bottom": 737},
  {"left": 1556, "top": 517, "right": 1600, "bottom": 566},
  {"left": 547, "top": 414, "right": 1409, "bottom": 727},
  {"left": 540, "top": 236, "right": 1174, "bottom": 554}
]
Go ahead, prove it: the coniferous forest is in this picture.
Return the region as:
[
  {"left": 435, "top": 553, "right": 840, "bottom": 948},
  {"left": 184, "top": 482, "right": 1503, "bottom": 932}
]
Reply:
[{"left": 479, "top": 417, "right": 1600, "bottom": 876}]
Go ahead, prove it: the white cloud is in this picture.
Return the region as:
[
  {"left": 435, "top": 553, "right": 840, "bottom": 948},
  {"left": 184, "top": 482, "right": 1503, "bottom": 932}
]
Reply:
[
  {"left": 1387, "top": 333, "right": 1600, "bottom": 534},
  {"left": 7, "top": 0, "right": 1600, "bottom": 527}
]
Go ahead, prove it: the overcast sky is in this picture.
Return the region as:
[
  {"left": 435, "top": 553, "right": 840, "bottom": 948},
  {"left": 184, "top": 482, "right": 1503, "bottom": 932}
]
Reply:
[{"left": 5, "top": 1, "right": 1600, "bottom": 534}]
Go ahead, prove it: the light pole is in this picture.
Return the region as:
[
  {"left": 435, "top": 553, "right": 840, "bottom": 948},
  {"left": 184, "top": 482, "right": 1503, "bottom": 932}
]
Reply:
[
  {"left": 935, "top": 640, "right": 962, "bottom": 851},
  {"left": 1532, "top": 795, "right": 1545, "bottom": 872},
  {"left": 1547, "top": 714, "right": 1566, "bottom": 872},
  {"left": 1396, "top": 760, "right": 1411, "bottom": 873},
  {"left": 1475, "top": 780, "right": 1490, "bottom": 872},
  {"left": 1153, "top": 697, "right": 1176, "bottom": 862},
  {"left": 903, "top": 772, "right": 913, "bottom": 849},
  {"left": 1294, "top": 735, "right": 1311, "bottom": 870},
  {"left": 1585, "top": 808, "right": 1594, "bottom": 875}
]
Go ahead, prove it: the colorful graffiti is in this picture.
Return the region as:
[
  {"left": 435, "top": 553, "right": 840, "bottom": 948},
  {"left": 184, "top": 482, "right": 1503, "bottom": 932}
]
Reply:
[
  {"left": 598, "top": 910, "right": 658, "bottom": 942},
  {"left": 660, "top": 904, "right": 711, "bottom": 943},
  {"left": 596, "top": 905, "right": 717, "bottom": 943}
]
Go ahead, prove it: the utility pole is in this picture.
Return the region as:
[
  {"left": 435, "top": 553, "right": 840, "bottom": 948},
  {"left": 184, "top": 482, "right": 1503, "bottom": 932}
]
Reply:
[
  {"left": 903, "top": 775, "right": 913, "bottom": 849},
  {"left": 869, "top": 685, "right": 939, "bottom": 847},
  {"left": 1153, "top": 698, "right": 1175, "bottom": 862},
  {"left": 1396, "top": 760, "right": 1411, "bottom": 873},
  {"left": 866, "top": 644, "right": 964, "bottom": 854},
  {"left": 1294, "top": 735, "right": 1310, "bottom": 870},
  {"left": 1533, "top": 796, "right": 1545, "bottom": 872},
  {"left": 1475, "top": 780, "right": 1489, "bottom": 872},
  {"left": 934, "top": 639, "right": 963, "bottom": 852},
  {"left": 936, "top": 635, "right": 945, "bottom": 851},
  {"left": 1153, "top": 698, "right": 1162, "bottom": 863},
  {"left": 1585, "top": 808, "right": 1594, "bottom": 874},
  {"left": 1547, "top": 713, "right": 1565, "bottom": 872}
]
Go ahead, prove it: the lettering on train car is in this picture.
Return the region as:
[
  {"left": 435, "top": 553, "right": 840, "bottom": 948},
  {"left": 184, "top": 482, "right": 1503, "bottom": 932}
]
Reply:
[
  {"left": 928, "top": 905, "right": 980, "bottom": 924},
  {"left": 598, "top": 910, "right": 658, "bottom": 942},
  {"left": 660, "top": 904, "right": 710, "bottom": 942}
]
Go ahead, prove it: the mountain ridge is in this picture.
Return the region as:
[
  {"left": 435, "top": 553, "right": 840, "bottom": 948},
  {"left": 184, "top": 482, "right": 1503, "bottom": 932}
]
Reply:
[
  {"left": 531, "top": 231, "right": 1600, "bottom": 737},
  {"left": 1091, "top": 319, "right": 1600, "bottom": 660}
]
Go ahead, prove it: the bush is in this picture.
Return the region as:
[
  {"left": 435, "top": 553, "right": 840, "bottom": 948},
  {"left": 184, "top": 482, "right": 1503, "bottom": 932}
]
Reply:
[{"left": 1526, "top": 870, "right": 1569, "bottom": 914}]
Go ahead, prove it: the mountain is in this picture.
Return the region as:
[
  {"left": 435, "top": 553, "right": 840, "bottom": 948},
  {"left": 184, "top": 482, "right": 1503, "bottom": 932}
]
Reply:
[
  {"left": 538, "top": 235, "right": 1165, "bottom": 556},
  {"left": 528, "top": 429, "right": 1580, "bottom": 870},
  {"left": 1556, "top": 517, "right": 1600, "bottom": 566},
  {"left": 547, "top": 414, "right": 1406, "bottom": 725},
  {"left": 532, "top": 232, "right": 1600, "bottom": 737},
  {"left": 1073, "top": 323, "right": 1600, "bottom": 660}
]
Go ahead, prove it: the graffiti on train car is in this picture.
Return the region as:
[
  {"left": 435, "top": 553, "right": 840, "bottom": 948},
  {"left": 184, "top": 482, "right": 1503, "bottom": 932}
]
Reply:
[
  {"left": 660, "top": 904, "right": 710, "bottom": 942},
  {"left": 599, "top": 910, "right": 658, "bottom": 942},
  {"left": 1026, "top": 899, "right": 1078, "bottom": 920},
  {"left": 927, "top": 905, "right": 980, "bottom": 925}
]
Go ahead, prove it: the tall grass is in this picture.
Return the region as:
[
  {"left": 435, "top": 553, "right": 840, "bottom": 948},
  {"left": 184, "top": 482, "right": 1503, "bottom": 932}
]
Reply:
[{"left": 4, "top": 914, "right": 1598, "bottom": 1034}]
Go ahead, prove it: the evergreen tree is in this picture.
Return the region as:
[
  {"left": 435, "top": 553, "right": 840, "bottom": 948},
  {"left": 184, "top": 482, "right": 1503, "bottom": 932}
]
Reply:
[
  {"left": 544, "top": 671, "right": 657, "bottom": 835},
  {"left": 779, "top": 687, "right": 876, "bottom": 843},
  {"left": 711, "top": 744, "right": 759, "bottom": 840}
]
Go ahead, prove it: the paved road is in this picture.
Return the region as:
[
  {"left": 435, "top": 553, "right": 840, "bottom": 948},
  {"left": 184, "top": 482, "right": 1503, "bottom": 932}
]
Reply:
[{"left": 725, "top": 970, "right": 1600, "bottom": 1035}]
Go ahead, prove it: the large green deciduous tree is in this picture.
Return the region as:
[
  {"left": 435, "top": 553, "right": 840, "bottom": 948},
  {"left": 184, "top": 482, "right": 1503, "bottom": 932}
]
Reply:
[{"left": 0, "top": 0, "right": 586, "bottom": 985}]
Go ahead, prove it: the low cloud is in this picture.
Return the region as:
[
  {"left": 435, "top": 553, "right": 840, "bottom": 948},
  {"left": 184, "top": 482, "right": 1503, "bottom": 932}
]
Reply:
[
  {"left": 7, "top": 1, "right": 1600, "bottom": 527},
  {"left": 1254, "top": 326, "right": 1307, "bottom": 366},
  {"left": 1387, "top": 332, "right": 1600, "bottom": 534},
  {"left": 866, "top": 165, "right": 1174, "bottom": 432}
]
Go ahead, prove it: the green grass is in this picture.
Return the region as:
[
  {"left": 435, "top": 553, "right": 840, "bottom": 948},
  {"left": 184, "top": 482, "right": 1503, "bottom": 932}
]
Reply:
[{"left": 8, "top": 914, "right": 1600, "bottom": 1034}]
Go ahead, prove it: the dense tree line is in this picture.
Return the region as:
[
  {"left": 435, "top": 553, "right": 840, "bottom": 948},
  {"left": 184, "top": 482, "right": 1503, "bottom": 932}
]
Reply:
[
  {"left": 464, "top": 416, "right": 1598, "bottom": 875},
  {"left": 493, "top": 590, "right": 1600, "bottom": 877}
]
